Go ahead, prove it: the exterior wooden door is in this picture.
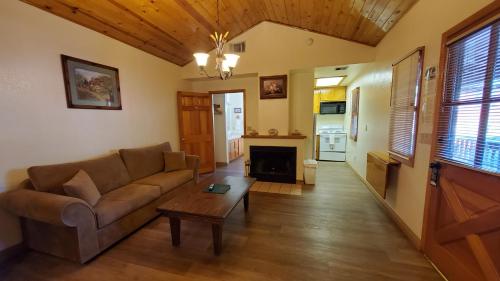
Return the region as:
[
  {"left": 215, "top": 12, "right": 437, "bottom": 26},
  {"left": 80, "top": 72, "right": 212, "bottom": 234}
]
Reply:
[
  {"left": 177, "top": 91, "right": 215, "bottom": 174},
  {"left": 423, "top": 3, "right": 500, "bottom": 281}
]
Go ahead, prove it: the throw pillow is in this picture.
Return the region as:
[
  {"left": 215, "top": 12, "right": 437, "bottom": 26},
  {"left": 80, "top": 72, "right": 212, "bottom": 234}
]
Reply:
[
  {"left": 164, "top": 151, "right": 187, "bottom": 172},
  {"left": 63, "top": 169, "right": 101, "bottom": 206}
]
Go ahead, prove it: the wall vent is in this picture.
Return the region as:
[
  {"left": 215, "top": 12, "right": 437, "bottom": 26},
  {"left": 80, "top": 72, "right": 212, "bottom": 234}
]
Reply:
[
  {"left": 335, "top": 66, "right": 348, "bottom": 71},
  {"left": 230, "top": 41, "right": 246, "bottom": 53}
]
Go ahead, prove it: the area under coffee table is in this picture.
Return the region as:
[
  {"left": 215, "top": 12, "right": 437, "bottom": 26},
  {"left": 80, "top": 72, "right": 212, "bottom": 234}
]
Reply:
[{"left": 157, "top": 176, "right": 255, "bottom": 255}]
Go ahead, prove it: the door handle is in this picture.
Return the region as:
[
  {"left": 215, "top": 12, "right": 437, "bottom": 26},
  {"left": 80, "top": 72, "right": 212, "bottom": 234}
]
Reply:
[{"left": 429, "top": 161, "right": 441, "bottom": 187}]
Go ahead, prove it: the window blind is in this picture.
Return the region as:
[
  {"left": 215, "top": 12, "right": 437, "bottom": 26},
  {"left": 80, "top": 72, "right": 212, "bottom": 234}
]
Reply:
[
  {"left": 389, "top": 48, "right": 424, "bottom": 165},
  {"left": 436, "top": 20, "right": 500, "bottom": 174}
]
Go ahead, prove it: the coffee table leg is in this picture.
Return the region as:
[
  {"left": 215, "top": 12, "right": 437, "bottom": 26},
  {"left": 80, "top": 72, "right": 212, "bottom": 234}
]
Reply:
[
  {"left": 244, "top": 192, "right": 249, "bottom": 212},
  {"left": 169, "top": 217, "right": 181, "bottom": 247},
  {"left": 212, "top": 223, "right": 223, "bottom": 256}
]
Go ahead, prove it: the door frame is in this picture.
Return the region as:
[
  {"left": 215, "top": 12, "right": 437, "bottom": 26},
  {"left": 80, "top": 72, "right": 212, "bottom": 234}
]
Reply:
[
  {"left": 209, "top": 89, "right": 247, "bottom": 165},
  {"left": 421, "top": 0, "right": 500, "bottom": 252},
  {"left": 209, "top": 89, "right": 248, "bottom": 136}
]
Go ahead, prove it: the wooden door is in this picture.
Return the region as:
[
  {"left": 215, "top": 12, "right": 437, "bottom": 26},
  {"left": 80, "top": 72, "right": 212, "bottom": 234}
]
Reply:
[
  {"left": 177, "top": 91, "right": 215, "bottom": 173},
  {"left": 423, "top": 3, "right": 500, "bottom": 281}
]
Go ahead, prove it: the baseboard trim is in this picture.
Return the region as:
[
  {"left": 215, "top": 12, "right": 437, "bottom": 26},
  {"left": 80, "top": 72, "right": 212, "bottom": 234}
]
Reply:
[
  {"left": 347, "top": 162, "right": 422, "bottom": 250},
  {"left": 425, "top": 255, "right": 449, "bottom": 281},
  {"left": 0, "top": 242, "right": 27, "bottom": 266}
]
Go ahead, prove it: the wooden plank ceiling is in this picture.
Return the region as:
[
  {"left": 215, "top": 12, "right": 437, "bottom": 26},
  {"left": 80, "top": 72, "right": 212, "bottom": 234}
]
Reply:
[{"left": 22, "top": 0, "right": 417, "bottom": 66}]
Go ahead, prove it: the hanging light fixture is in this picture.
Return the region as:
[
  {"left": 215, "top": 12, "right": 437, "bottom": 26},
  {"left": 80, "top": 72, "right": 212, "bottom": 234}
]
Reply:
[{"left": 193, "top": 0, "right": 239, "bottom": 80}]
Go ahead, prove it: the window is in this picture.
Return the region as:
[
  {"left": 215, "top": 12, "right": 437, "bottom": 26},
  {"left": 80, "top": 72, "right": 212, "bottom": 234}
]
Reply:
[
  {"left": 436, "top": 20, "right": 500, "bottom": 174},
  {"left": 388, "top": 47, "right": 425, "bottom": 166}
]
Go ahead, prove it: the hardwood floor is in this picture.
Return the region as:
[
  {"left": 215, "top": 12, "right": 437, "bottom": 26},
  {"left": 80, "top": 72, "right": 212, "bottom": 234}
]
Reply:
[{"left": 0, "top": 160, "right": 442, "bottom": 281}]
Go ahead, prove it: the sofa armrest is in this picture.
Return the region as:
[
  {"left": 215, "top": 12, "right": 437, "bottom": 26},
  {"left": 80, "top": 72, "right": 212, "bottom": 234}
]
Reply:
[
  {"left": 0, "top": 189, "right": 96, "bottom": 228},
  {"left": 185, "top": 155, "right": 200, "bottom": 183}
]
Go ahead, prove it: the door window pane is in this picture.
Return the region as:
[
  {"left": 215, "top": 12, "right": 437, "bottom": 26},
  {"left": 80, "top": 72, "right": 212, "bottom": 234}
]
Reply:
[{"left": 436, "top": 20, "right": 500, "bottom": 174}]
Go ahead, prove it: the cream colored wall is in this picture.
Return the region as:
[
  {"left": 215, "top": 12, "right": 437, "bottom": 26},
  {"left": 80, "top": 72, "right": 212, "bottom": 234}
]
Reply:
[
  {"left": 344, "top": 0, "right": 494, "bottom": 238},
  {"left": 0, "top": 1, "right": 183, "bottom": 251},
  {"left": 184, "top": 22, "right": 375, "bottom": 154},
  {"left": 181, "top": 22, "right": 376, "bottom": 79},
  {"left": 289, "top": 70, "right": 315, "bottom": 159}
]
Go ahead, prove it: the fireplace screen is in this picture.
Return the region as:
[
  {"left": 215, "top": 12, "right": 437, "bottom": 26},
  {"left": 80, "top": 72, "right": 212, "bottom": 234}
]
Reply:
[{"left": 249, "top": 146, "right": 296, "bottom": 183}]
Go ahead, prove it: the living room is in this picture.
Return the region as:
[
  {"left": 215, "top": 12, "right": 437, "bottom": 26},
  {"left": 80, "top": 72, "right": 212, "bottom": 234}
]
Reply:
[{"left": 1, "top": 1, "right": 499, "bottom": 280}]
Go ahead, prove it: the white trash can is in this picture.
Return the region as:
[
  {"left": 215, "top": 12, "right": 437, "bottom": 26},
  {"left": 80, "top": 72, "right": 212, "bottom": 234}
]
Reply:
[{"left": 303, "top": 160, "right": 318, "bottom": 185}]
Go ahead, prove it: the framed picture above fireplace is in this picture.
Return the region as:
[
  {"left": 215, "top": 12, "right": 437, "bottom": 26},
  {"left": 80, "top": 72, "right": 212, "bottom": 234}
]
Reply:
[{"left": 259, "top": 75, "right": 287, "bottom": 99}]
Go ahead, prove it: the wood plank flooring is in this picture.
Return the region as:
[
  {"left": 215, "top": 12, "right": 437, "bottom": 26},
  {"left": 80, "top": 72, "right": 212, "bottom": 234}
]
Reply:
[{"left": 0, "top": 160, "right": 442, "bottom": 281}]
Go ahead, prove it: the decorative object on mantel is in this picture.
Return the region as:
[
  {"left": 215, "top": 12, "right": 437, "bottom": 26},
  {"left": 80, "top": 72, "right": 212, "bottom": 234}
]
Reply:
[
  {"left": 61, "top": 55, "right": 121, "bottom": 110},
  {"left": 247, "top": 126, "right": 258, "bottom": 136},
  {"left": 213, "top": 104, "right": 223, "bottom": 114},
  {"left": 291, "top": 130, "right": 302, "bottom": 136},
  {"left": 243, "top": 134, "right": 306, "bottom": 139},
  {"left": 268, "top": 128, "right": 279, "bottom": 136},
  {"left": 192, "top": 0, "right": 239, "bottom": 80},
  {"left": 260, "top": 75, "right": 288, "bottom": 99}
]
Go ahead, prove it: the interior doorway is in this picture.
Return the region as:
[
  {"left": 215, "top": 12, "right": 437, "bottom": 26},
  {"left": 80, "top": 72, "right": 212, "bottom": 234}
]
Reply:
[{"left": 210, "top": 89, "right": 246, "bottom": 167}]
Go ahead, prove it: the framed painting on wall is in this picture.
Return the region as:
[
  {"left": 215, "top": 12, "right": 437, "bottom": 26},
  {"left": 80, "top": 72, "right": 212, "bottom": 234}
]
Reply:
[
  {"left": 350, "top": 87, "right": 360, "bottom": 141},
  {"left": 259, "top": 75, "right": 287, "bottom": 99},
  {"left": 61, "top": 55, "right": 122, "bottom": 110}
]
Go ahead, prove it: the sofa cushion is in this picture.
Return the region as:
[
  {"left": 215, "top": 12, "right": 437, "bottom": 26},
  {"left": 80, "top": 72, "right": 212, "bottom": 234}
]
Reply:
[
  {"left": 28, "top": 154, "right": 131, "bottom": 195},
  {"left": 94, "top": 183, "right": 161, "bottom": 228},
  {"left": 63, "top": 170, "right": 101, "bottom": 206},
  {"left": 119, "top": 142, "right": 172, "bottom": 181},
  {"left": 164, "top": 151, "right": 187, "bottom": 172},
  {"left": 134, "top": 170, "right": 193, "bottom": 194}
]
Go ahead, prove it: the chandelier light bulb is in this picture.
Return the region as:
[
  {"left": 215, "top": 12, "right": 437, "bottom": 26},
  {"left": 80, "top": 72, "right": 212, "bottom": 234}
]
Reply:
[
  {"left": 222, "top": 60, "right": 231, "bottom": 72},
  {"left": 224, "top": 54, "right": 239, "bottom": 68},
  {"left": 193, "top": 53, "right": 209, "bottom": 67}
]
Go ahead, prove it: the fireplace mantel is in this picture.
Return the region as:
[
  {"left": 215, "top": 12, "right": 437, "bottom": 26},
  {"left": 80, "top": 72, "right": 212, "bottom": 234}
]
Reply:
[{"left": 242, "top": 135, "right": 306, "bottom": 139}]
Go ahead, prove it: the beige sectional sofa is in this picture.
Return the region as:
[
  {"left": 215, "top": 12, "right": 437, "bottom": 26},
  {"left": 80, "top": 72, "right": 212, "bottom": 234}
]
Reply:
[{"left": 0, "top": 142, "right": 199, "bottom": 263}]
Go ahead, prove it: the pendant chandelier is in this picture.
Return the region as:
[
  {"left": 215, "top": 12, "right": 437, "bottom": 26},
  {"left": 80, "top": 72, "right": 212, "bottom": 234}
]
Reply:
[{"left": 193, "top": 0, "right": 239, "bottom": 80}]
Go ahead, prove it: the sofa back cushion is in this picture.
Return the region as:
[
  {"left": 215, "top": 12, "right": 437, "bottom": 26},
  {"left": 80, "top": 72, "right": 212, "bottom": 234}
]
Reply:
[
  {"left": 119, "top": 142, "right": 172, "bottom": 181},
  {"left": 28, "top": 154, "right": 131, "bottom": 194}
]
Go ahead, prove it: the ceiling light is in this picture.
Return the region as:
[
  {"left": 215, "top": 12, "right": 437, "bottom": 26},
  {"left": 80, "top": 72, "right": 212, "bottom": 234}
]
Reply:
[
  {"left": 193, "top": 0, "right": 239, "bottom": 80},
  {"left": 315, "top": 76, "right": 345, "bottom": 87}
]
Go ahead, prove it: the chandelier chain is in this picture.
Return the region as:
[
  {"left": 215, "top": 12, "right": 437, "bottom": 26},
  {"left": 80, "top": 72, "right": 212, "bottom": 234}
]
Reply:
[{"left": 216, "top": 0, "right": 220, "bottom": 30}]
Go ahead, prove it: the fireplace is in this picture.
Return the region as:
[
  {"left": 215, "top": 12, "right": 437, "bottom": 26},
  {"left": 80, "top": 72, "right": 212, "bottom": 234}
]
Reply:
[{"left": 249, "top": 146, "right": 296, "bottom": 183}]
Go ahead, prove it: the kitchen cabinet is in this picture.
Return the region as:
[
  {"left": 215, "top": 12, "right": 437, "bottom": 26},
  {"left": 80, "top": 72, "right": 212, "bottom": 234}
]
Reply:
[{"left": 228, "top": 137, "right": 244, "bottom": 161}]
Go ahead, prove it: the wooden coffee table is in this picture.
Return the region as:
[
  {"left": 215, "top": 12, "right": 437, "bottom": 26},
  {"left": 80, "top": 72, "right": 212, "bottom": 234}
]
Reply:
[{"left": 157, "top": 176, "right": 255, "bottom": 255}]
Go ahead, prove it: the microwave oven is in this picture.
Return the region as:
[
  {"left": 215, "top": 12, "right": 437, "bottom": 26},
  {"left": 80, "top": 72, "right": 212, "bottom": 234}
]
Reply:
[{"left": 319, "top": 101, "right": 346, "bottom": 114}]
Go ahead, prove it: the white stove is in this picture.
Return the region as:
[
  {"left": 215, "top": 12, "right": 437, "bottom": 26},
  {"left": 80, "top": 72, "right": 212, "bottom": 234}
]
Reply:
[{"left": 318, "top": 126, "right": 346, "bottom": 162}]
